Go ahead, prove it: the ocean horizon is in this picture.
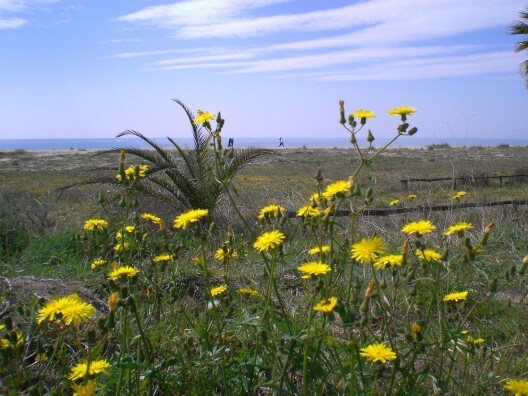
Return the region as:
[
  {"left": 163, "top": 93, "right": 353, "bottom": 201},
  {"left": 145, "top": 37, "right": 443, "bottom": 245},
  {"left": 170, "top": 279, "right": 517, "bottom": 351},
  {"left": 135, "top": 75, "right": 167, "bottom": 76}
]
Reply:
[{"left": 0, "top": 137, "right": 527, "bottom": 151}]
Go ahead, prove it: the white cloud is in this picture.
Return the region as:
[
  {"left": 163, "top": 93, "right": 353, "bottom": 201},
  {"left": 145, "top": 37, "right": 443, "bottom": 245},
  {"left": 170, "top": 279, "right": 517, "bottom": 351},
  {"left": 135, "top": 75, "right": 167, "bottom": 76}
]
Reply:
[
  {"left": 114, "top": 0, "right": 525, "bottom": 81},
  {"left": 116, "top": 0, "right": 290, "bottom": 28},
  {"left": 0, "top": 0, "right": 61, "bottom": 29},
  {"left": 117, "top": 0, "right": 521, "bottom": 40},
  {"left": 288, "top": 52, "right": 520, "bottom": 81}
]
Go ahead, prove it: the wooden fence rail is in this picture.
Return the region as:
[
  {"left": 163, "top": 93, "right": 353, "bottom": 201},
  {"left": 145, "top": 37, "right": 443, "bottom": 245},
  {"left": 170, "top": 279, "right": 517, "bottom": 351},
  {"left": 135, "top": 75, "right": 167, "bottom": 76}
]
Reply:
[
  {"left": 400, "top": 174, "right": 528, "bottom": 189},
  {"left": 284, "top": 199, "right": 528, "bottom": 218}
]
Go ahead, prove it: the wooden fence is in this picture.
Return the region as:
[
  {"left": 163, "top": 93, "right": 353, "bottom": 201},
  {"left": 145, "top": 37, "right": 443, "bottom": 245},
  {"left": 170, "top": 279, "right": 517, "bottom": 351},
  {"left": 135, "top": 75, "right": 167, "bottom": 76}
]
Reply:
[
  {"left": 284, "top": 199, "right": 528, "bottom": 218},
  {"left": 400, "top": 174, "right": 528, "bottom": 190}
]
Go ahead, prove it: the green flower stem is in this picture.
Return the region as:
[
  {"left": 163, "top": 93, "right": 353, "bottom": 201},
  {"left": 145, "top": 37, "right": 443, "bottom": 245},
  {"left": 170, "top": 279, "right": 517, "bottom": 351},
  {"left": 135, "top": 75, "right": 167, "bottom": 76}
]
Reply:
[{"left": 302, "top": 290, "right": 319, "bottom": 395}]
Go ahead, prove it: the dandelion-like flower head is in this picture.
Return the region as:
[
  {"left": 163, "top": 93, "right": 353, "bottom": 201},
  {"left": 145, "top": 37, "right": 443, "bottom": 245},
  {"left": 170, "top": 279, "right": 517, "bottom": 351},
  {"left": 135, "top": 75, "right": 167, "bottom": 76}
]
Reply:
[
  {"left": 258, "top": 204, "right": 284, "bottom": 220},
  {"left": 360, "top": 343, "right": 397, "bottom": 363},
  {"left": 297, "top": 262, "right": 332, "bottom": 279},
  {"left": 351, "top": 237, "right": 386, "bottom": 264},
  {"left": 313, "top": 297, "right": 338, "bottom": 314},
  {"left": 416, "top": 249, "right": 442, "bottom": 262},
  {"left": 83, "top": 219, "right": 108, "bottom": 231},
  {"left": 173, "top": 209, "right": 209, "bottom": 230},
  {"left": 69, "top": 359, "right": 111, "bottom": 380},
  {"left": 402, "top": 220, "right": 436, "bottom": 237},
  {"left": 373, "top": 254, "right": 403, "bottom": 269},
  {"left": 108, "top": 266, "right": 139, "bottom": 281},
  {"left": 254, "top": 230, "right": 285, "bottom": 252},
  {"left": 322, "top": 180, "right": 350, "bottom": 200},
  {"left": 443, "top": 291, "right": 469, "bottom": 303},
  {"left": 388, "top": 106, "right": 417, "bottom": 116},
  {"left": 444, "top": 222, "right": 473, "bottom": 236}
]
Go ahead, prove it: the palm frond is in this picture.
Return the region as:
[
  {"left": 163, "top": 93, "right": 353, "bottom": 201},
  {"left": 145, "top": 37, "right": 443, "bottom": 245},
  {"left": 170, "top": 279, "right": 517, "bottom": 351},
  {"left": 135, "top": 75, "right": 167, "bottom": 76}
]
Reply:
[{"left": 117, "top": 130, "right": 176, "bottom": 164}]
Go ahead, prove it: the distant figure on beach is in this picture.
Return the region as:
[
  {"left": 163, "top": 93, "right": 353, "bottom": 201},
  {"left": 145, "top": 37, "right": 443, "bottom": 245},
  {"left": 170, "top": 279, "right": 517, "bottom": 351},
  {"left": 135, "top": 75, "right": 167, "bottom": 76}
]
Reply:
[
  {"left": 279, "top": 137, "right": 284, "bottom": 147},
  {"left": 228, "top": 138, "right": 234, "bottom": 147}
]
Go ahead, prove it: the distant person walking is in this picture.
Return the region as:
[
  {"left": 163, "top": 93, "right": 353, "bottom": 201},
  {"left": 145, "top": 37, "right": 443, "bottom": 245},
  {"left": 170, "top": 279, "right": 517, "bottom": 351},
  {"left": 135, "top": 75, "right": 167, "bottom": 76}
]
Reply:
[
  {"left": 279, "top": 137, "right": 284, "bottom": 147},
  {"left": 228, "top": 138, "right": 234, "bottom": 147}
]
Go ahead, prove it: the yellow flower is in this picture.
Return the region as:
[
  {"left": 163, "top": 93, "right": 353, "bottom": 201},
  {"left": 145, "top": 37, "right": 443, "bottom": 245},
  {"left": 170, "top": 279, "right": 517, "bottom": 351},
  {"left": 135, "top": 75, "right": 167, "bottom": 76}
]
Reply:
[
  {"left": 141, "top": 213, "right": 165, "bottom": 229},
  {"left": 254, "top": 230, "right": 285, "bottom": 252},
  {"left": 90, "top": 259, "right": 105, "bottom": 269},
  {"left": 388, "top": 106, "right": 417, "bottom": 116},
  {"left": 83, "top": 219, "right": 108, "bottom": 231},
  {"left": 297, "top": 262, "right": 332, "bottom": 279},
  {"left": 308, "top": 245, "right": 330, "bottom": 255},
  {"left": 322, "top": 180, "right": 350, "bottom": 200},
  {"left": 297, "top": 205, "right": 322, "bottom": 217},
  {"left": 0, "top": 330, "right": 23, "bottom": 350},
  {"left": 352, "top": 109, "right": 376, "bottom": 119},
  {"left": 108, "top": 266, "right": 139, "bottom": 281},
  {"left": 113, "top": 241, "right": 131, "bottom": 252},
  {"left": 411, "top": 322, "right": 422, "bottom": 336},
  {"left": 69, "top": 359, "right": 110, "bottom": 380},
  {"left": 37, "top": 294, "right": 95, "bottom": 327},
  {"left": 215, "top": 247, "right": 238, "bottom": 260},
  {"left": 452, "top": 191, "right": 467, "bottom": 200},
  {"left": 504, "top": 379, "right": 528, "bottom": 395},
  {"left": 210, "top": 284, "right": 227, "bottom": 297},
  {"left": 402, "top": 220, "right": 436, "bottom": 236},
  {"left": 443, "top": 291, "right": 468, "bottom": 302},
  {"left": 389, "top": 199, "right": 401, "bottom": 206},
  {"left": 360, "top": 343, "right": 397, "bottom": 363},
  {"left": 259, "top": 204, "right": 285, "bottom": 220},
  {"left": 313, "top": 297, "right": 338, "bottom": 314},
  {"left": 373, "top": 254, "right": 403, "bottom": 269},
  {"left": 60, "top": 300, "right": 97, "bottom": 327},
  {"left": 72, "top": 381, "right": 97, "bottom": 396},
  {"left": 416, "top": 249, "right": 441, "bottom": 262},
  {"left": 153, "top": 253, "right": 173, "bottom": 262},
  {"left": 194, "top": 109, "right": 215, "bottom": 124},
  {"left": 238, "top": 288, "right": 259, "bottom": 296},
  {"left": 408, "top": 194, "right": 417, "bottom": 199},
  {"left": 0, "top": 324, "right": 4, "bottom": 331},
  {"left": 116, "top": 225, "right": 135, "bottom": 239},
  {"left": 309, "top": 193, "right": 321, "bottom": 204},
  {"left": 173, "top": 209, "right": 209, "bottom": 230},
  {"left": 351, "top": 237, "right": 386, "bottom": 264},
  {"left": 108, "top": 292, "right": 119, "bottom": 312},
  {"left": 466, "top": 335, "right": 485, "bottom": 345},
  {"left": 444, "top": 222, "right": 473, "bottom": 236},
  {"left": 116, "top": 165, "right": 148, "bottom": 181}
]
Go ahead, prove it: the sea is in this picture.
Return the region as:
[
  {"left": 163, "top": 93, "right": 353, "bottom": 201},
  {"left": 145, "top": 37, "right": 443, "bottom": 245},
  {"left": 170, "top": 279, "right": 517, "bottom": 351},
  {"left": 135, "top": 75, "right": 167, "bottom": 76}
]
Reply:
[{"left": 0, "top": 137, "right": 527, "bottom": 151}]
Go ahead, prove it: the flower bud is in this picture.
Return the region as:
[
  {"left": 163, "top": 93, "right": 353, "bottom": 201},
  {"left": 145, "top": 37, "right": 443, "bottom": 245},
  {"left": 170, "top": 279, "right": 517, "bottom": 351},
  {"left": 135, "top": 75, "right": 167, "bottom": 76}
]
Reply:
[
  {"left": 402, "top": 240, "right": 409, "bottom": 254},
  {"left": 339, "top": 100, "right": 346, "bottom": 124},
  {"left": 484, "top": 220, "right": 495, "bottom": 234},
  {"left": 364, "top": 279, "right": 376, "bottom": 299},
  {"left": 87, "top": 329, "right": 97, "bottom": 345},
  {"left": 348, "top": 115, "right": 354, "bottom": 127},
  {"left": 519, "top": 255, "right": 528, "bottom": 275},
  {"left": 367, "top": 130, "right": 375, "bottom": 143},
  {"left": 408, "top": 127, "right": 418, "bottom": 136},
  {"left": 489, "top": 278, "right": 498, "bottom": 293},
  {"left": 108, "top": 292, "right": 119, "bottom": 312}
]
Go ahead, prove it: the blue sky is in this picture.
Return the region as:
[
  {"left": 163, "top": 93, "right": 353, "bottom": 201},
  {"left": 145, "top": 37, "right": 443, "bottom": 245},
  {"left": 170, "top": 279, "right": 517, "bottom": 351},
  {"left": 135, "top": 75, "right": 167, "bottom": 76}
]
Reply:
[{"left": 0, "top": 0, "right": 527, "bottom": 140}]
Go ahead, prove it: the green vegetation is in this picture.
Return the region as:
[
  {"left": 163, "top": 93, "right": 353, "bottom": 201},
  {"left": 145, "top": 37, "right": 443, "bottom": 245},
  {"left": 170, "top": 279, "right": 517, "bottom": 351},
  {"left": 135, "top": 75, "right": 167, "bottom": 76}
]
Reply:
[{"left": 0, "top": 104, "right": 527, "bottom": 395}]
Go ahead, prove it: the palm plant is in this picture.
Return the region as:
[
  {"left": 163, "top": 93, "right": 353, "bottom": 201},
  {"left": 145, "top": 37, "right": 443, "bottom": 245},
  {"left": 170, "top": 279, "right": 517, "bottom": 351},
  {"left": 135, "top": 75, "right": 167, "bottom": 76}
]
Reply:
[
  {"left": 510, "top": 6, "right": 528, "bottom": 88},
  {"left": 77, "top": 99, "right": 272, "bottom": 214}
]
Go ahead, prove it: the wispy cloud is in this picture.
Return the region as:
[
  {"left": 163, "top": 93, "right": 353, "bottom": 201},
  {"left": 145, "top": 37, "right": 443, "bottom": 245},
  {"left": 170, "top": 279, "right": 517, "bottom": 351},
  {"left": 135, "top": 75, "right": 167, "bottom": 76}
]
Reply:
[
  {"left": 286, "top": 52, "right": 521, "bottom": 81},
  {"left": 0, "top": 0, "right": 61, "bottom": 29},
  {"left": 114, "top": 0, "right": 524, "bottom": 81}
]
